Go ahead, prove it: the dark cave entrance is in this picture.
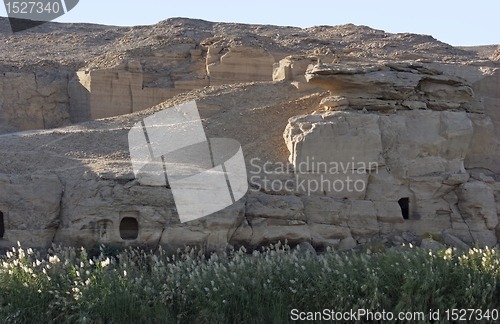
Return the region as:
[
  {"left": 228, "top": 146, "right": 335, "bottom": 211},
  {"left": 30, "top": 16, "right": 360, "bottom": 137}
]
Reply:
[
  {"left": 398, "top": 198, "right": 410, "bottom": 220},
  {"left": 0, "top": 211, "right": 4, "bottom": 239}
]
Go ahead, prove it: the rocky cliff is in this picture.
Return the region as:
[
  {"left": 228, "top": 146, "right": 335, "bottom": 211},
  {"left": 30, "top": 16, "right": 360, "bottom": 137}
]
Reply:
[
  {"left": 1, "top": 17, "right": 497, "bottom": 131},
  {"left": 0, "top": 17, "right": 499, "bottom": 252}
]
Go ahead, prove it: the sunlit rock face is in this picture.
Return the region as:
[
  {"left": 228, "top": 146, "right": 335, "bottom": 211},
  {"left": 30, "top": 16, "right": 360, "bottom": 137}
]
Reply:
[
  {"left": 1, "top": 19, "right": 500, "bottom": 252},
  {"left": 277, "top": 63, "right": 500, "bottom": 248}
]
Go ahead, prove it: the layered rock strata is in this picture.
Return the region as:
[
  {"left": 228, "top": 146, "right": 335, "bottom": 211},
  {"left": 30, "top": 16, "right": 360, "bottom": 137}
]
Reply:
[{"left": 1, "top": 18, "right": 500, "bottom": 252}]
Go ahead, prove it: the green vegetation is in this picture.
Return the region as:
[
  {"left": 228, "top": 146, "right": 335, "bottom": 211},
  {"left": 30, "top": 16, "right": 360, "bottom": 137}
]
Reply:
[
  {"left": 0, "top": 242, "right": 499, "bottom": 323},
  {"left": 421, "top": 232, "right": 445, "bottom": 244}
]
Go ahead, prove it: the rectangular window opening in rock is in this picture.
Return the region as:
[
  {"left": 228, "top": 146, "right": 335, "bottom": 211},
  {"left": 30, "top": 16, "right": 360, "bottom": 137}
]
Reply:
[
  {"left": 0, "top": 211, "right": 4, "bottom": 239},
  {"left": 398, "top": 198, "right": 410, "bottom": 220},
  {"left": 119, "top": 211, "right": 139, "bottom": 240}
]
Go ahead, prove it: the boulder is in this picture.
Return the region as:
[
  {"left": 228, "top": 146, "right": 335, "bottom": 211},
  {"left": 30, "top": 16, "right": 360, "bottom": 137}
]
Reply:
[
  {"left": 420, "top": 238, "right": 445, "bottom": 251},
  {"left": 338, "top": 236, "right": 357, "bottom": 251},
  {"left": 443, "top": 233, "right": 469, "bottom": 249}
]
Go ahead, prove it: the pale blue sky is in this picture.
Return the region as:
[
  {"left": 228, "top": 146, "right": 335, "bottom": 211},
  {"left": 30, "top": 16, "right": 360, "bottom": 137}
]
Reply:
[{"left": 2, "top": 0, "right": 498, "bottom": 46}]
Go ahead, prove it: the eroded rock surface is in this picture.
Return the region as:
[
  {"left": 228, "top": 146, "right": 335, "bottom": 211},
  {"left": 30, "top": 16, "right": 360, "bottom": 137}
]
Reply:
[{"left": 0, "top": 18, "right": 499, "bottom": 252}]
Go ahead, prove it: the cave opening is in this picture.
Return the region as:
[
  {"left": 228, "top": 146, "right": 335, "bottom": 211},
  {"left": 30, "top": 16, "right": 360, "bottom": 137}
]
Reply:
[
  {"left": 398, "top": 198, "right": 410, "bottom": 220},
  {"left": 0, "top": 212, "right": 4, "bottom": 239}
]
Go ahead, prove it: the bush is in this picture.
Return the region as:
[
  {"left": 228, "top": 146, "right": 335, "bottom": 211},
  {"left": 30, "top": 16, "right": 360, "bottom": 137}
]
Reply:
[{"left": 0, "top": 242, "right": 499, "bottom": 323}]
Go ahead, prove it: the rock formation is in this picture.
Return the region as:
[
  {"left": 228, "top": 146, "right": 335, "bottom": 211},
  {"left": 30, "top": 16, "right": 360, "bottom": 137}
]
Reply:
[
  {"left": 0, "top": 17, "right": 499, "bottom": 252},
  {"left": 0, "top": 71, "right": 69, "bottom": 132},
  {"left": 1, "top": 17, "right": 496, "bottom": 132},
  {"left": 281, "top": 62, "right": 499, "bottom": 247}
]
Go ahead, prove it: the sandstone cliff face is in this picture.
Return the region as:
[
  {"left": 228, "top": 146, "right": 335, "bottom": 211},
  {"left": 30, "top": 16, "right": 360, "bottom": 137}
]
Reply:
[
  {"left": 0, "top": 72, "right": 70, "bottom": 133},
  {"left": 0, "top": 174, "right": 62, "bottom": 247},
  {"left": 0, "top": 18, "right": 499, "bottom": 252},
  {"left": 280, "top": 62, "right": 500, "bottom": 247},
  {"left": 1, "top": 63, "right": 499, "bottom": 252},
  {"left": 0, "top": 81, "right": 325, "bottom": 251},
  {"left": 68, "top": 62, "right": 182, "bottom": 121},
  {"left": 1, "top": 17, "right": 497, "bottom": 132},
  {"left": 282, "top": 108, "right": 498, "bottom": 246},
  {"left": 68, "top": 46, "right": 282, "bottom": 121}
]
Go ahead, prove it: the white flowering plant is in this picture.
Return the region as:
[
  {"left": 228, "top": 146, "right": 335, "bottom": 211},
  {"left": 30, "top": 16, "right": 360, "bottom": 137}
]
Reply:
[{"left": 0, "top": 241, "right": 499, "bottom": 323}]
